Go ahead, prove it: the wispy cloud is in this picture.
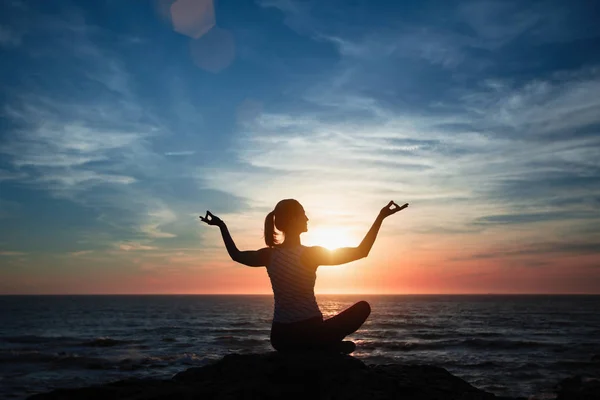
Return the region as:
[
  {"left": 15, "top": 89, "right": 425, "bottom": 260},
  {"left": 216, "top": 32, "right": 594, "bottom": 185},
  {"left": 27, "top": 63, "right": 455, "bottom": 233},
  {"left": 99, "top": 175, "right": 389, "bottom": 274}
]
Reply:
[
  {"left": 68, "top": 250, "right": 94, "bottom": 257},
  {"left": 117, "top": 242, "right": 157, "bottom": 251},
  {"left": 0, "top": 169, "right": 26, "bottom": 181},
  {"left": 460, "top": 68, "right": 600, "bottom": 140},
  {"left": 139, "top": 206, "right": 178, "bottom": 238},
  {"left": 165, "top": 151, "right": 196, "bottom": 156},
  {"left": 0, "top": 251, "right": 26, "bottom": 256},
  {"left": 451, "top": 241, "right": 600, "bottom": 261},
  {"left": 456, "top": 1, "right": 542, "bottom": 45}
]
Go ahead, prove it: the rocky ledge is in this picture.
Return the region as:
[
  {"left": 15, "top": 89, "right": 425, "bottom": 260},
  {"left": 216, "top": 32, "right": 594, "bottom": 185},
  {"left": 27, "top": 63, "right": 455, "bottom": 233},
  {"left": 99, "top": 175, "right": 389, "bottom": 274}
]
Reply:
[{"left": 27, "top": 352, "right": 598, "bottom": 400}]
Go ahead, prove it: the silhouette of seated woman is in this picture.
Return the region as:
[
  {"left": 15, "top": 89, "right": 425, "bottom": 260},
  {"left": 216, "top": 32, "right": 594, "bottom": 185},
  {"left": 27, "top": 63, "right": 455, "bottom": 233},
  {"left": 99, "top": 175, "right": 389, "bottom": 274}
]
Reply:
[{"left": 200, "top": 199, "right": 408, "bottom": 354}]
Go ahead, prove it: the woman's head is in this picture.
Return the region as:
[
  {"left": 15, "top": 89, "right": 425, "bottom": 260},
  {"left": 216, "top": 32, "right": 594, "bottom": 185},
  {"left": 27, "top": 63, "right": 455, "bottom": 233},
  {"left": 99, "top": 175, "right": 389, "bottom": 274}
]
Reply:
[{"left": 264, "top": 199, "right": 308, "bottom": 246}]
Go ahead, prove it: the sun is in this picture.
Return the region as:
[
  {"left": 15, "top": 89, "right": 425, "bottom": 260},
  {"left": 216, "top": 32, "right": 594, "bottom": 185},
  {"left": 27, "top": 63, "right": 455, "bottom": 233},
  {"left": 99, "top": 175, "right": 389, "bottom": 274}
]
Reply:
[{"left": 304, "top": 226, "right": 358, "bottom": 250}]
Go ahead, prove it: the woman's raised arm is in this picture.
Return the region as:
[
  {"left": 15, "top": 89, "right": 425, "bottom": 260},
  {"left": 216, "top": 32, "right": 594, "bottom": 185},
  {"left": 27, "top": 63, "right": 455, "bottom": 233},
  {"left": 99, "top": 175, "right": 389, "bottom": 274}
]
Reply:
[
  {"left": 302, "top": 201, "right": 408, "bottom": 266},
  {"left": 200, "top": 211, "right": 271, "bottom": 267}
]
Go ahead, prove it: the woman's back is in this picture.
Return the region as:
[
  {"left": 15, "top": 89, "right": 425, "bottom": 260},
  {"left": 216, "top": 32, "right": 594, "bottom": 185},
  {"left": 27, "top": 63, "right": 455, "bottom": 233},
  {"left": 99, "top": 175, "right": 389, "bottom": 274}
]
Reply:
[{"left": 266, "top": 245, "right": 322, "bottom": 323}]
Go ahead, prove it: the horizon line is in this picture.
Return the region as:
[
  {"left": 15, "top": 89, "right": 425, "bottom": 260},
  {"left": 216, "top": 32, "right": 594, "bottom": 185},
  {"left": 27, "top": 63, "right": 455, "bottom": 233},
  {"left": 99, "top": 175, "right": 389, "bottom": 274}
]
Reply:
[{"left": 1, "top": 293, "right": 599, "bottom": 296}]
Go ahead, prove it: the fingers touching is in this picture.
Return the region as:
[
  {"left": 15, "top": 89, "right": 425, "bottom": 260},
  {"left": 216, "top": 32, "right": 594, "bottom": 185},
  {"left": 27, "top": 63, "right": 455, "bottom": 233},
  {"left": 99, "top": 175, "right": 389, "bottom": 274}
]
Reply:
[
  {"left": 199, "top": 210, "right": 219, "bottom": 225},
  {"left": 381, "top": 200, "right": 409, "bottom": 217}
]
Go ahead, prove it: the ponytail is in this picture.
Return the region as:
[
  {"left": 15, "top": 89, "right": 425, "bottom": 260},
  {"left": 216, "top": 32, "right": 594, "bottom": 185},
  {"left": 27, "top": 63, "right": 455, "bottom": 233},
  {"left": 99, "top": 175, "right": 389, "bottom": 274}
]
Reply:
[{"left": 264, "top": 211, "right": 278, "bottom": 247}]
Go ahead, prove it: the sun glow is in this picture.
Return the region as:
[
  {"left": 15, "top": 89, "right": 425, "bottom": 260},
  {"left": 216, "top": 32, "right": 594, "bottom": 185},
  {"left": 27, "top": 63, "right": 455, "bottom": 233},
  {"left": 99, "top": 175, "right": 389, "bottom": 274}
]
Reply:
[{"left": 304, "top": 226, "right": 358, "bottom": 250}]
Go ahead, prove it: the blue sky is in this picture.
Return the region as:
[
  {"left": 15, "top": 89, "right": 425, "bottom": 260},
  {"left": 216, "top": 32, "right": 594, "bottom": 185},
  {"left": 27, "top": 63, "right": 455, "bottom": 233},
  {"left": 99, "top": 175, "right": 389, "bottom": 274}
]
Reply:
[{"left": 1, "top": 0, "right": 599, "bottom": 294}]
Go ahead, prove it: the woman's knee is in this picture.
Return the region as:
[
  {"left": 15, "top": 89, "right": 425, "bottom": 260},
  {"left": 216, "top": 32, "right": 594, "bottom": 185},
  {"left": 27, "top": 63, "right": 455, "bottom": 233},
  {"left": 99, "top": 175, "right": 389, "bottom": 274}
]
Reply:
[{"left": 356, "top": 300, "right": 371, "bottom": 318}]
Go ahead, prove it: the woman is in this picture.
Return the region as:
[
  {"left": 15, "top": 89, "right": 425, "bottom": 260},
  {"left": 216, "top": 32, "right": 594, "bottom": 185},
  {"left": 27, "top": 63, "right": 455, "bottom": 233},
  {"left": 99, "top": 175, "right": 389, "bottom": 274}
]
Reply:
[{"left": 200, "top": 199, "right": 408, "bottom": 353}]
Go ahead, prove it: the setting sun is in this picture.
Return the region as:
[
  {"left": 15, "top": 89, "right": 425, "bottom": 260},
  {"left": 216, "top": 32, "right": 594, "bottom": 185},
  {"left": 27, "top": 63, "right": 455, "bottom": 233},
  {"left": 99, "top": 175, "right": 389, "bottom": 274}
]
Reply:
[{"left": 304, "top": 226, "right": 359, "bottom": 250}]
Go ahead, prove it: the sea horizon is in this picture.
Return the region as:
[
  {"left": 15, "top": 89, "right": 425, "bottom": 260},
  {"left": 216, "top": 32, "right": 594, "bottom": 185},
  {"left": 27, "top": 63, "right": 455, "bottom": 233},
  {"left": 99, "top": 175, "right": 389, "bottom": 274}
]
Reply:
[{"left": 2, "top": 293, "right": 600, "bottom": 296}]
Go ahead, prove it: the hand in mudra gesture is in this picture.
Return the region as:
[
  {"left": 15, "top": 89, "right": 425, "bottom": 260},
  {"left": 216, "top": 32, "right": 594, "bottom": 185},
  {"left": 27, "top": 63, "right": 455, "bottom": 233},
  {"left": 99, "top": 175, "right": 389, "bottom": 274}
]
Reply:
[
  {"left": 379, "top": 201, "right": 409, "bottom": 218},
  {"left": 199, "top": 210, "right": 224, "bottom": 227}
]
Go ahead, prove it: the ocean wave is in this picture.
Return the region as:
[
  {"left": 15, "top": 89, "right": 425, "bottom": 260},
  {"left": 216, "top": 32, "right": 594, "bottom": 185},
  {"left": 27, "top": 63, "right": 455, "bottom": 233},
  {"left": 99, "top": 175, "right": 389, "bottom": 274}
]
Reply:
[
  {"left": 357, "top": 337, "right": 562, "bottom": 352},
  {"left": 228, "top": 321, "right": 254, "bottom": 327},
  {"left": 443, "top": 360, "right": 501, "bottom": 369},
  {"left": 139, "top": 324, "right": 214, "bottom": 334},
  {"left": 80, "top": 337, "right": 144, "bottom": 347},
  {"left": 459, "top": 338, "right": 559, "bottom": 350},
  {"left": 358, "top": 340, "right": 438, "bottom": 351},
  {"left": 0, "top": 348, "right": 215, "bottom": 372},
  {"left": 1, "top": 335, "right": 79, "bottom": 345},
  {"left": 554, "top": 360, "right": 600, "bottom": 369},
  {"left": 372, "top": 322, "right": 436, "bottom": 329},
  {"left": 360, "top": 330, "right": 400, "bottom": 339},
  {"left": 410, "top": 331, "right": 504, "bottom": 340},
  {"left": 0, "top": 350, "right": 113, "bottom": 370},
  {"left": 174, "top": 353, "right": 215, "bottom": 366},
  {"left": 173, "top": 342, "right": 195, "bottom": 348},
  {"left": 0, "top": 349, "right": 57, "bottom": 364},
  {"left": 212, "top": 336, "right": 269, "bottom": 347},
  {"left": 511, "top": 362, "right": 543, "bottom": 371},
  {"left": 208, "top": 328, "right": 271, "bottom": 335}
]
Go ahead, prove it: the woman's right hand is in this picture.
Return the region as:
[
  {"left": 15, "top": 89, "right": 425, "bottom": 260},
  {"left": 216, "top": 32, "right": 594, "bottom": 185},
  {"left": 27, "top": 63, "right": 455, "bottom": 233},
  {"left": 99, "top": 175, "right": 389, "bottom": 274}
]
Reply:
[
  {"left": 199, "top": 210, "right": 224, "bottom": 227},
  {"left": 379, "top": 201, "right": 409, "bottom": 219}
]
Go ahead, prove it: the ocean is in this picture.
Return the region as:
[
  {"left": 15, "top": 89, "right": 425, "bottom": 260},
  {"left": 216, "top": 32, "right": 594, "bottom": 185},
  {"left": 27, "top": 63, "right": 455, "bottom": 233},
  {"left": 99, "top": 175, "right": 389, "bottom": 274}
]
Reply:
[{"left": 1, "top": 295, "right": 599, "bottom": 399}]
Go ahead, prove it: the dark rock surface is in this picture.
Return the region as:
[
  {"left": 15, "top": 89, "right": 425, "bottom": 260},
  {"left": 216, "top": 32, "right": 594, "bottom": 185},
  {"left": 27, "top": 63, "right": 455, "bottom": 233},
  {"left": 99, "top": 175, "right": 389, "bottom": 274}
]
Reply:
[
  {"left": 25, "top": 351, "right": 571, "bottom": 400},
  {"left": 555, "top": 375, "right": 600, "bottom": 400}
]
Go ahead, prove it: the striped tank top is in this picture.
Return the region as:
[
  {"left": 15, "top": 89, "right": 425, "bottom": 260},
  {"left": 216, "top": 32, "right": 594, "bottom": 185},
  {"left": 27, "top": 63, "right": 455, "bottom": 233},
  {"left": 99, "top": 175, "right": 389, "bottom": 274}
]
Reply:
[{"left": 266, "top": 245, "right": 323, "bottom": 323}]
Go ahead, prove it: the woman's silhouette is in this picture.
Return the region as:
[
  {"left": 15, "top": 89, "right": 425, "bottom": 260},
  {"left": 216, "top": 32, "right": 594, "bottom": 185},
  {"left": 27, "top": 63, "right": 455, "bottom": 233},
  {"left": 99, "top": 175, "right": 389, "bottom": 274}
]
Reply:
[{"left": 200, "top": 199, "right": 408, "bottom": 353}]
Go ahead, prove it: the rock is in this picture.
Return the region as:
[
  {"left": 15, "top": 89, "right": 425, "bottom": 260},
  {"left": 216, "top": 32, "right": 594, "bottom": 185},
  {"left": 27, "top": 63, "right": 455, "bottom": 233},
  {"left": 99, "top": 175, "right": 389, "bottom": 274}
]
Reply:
[
  {"left": 27, "top": 352, "right": 516, "bottom": 400},
  {"left": 555, "top": 375, "right": 600, "bottom": 400},
  {"left": 592, "top": 354, "right": 600, "bottom": 362}
]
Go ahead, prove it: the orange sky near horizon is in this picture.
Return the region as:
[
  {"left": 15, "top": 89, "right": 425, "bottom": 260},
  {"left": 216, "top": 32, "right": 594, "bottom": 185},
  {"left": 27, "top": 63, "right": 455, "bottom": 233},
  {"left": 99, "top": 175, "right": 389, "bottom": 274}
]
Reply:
[{"left": 2, "top": 220, "right": 599, "bottom": 295}]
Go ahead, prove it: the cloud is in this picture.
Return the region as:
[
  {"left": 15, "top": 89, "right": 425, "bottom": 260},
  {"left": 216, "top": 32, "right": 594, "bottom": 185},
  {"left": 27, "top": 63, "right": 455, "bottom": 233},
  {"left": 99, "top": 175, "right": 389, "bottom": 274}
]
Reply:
[
  {"left": 453, "top": 241, "right": 600, "bottom": 261},
  {"left": 472, "top": 211, "right": 595, "bottom": 225},
  {"left": 165, "top": 151, "right": 196, "bottom": 156},
  {"left": 139, "top": 206, "right": 178, "bottom": 238},
  {"left": 456, "top": 0, "right": 542, "bottom": 44},
  {"left": 458, "top": 0, "right": 600, "bottom": 46},
  {"left": 68, "top": 250, "right": 94, "bottom": 257},
  {"left": 0, "top": 95, "right": 154, "bottom": 199},
  {"left": 117, "top": 242, "right": 158, "bottom": 251},
  {"left": 0, "top": 169, "right": 27, "bottom": 181},
  {"left": 0, "top": 251, "right": 26, "bottom": 256},
  {"left": 321, "top": 30, "right": 468, "bottom": 70},
  {"left": 257, "top": 0, "right": 315, "bottom": 36},
  {"left": 461, "top": 68, "right": 600, "bottom": 141}
]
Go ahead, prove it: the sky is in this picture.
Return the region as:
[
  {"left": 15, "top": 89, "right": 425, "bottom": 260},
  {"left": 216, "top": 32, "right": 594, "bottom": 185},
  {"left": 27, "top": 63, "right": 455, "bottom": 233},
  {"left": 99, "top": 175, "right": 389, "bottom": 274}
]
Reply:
[{"left": 0, "top": 0, "right": 599, "bottom": 294}]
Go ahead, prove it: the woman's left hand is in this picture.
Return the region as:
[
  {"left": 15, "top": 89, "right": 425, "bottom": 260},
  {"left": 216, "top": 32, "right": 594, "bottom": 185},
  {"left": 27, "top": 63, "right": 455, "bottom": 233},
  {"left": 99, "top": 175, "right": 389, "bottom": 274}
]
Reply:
[
  {"left": 379, "top": 201, "right": 409, "bottom": 218},
  {"left": 199, "top": 210, "right": 224, "bottom": 227}
]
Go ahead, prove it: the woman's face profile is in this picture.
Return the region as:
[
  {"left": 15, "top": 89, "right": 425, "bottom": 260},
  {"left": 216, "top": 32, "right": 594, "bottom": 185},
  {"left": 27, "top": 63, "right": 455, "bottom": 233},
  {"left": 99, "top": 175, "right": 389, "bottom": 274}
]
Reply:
[
  {"left": 301, "top": 212, "right": 309, "bottom": 233},
  {"left": 294, "top": 207, "right": 309, "bottom": 234}
]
